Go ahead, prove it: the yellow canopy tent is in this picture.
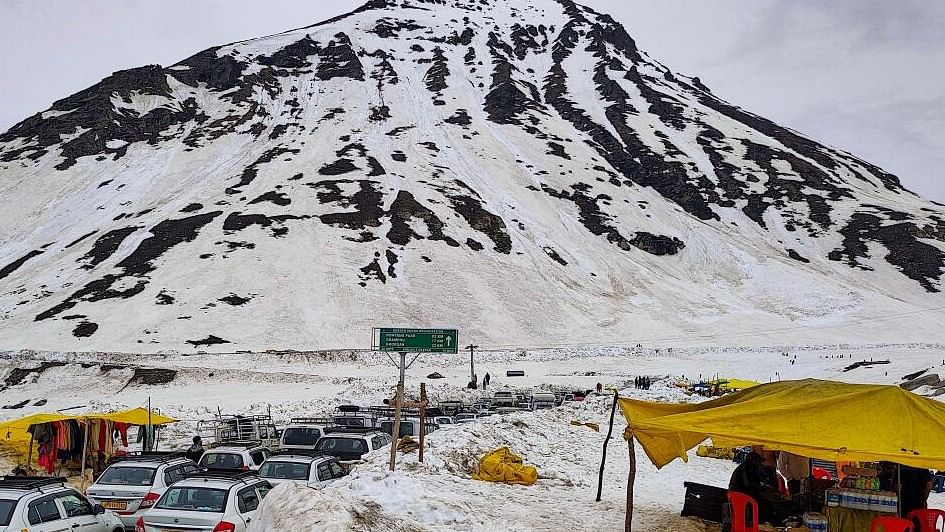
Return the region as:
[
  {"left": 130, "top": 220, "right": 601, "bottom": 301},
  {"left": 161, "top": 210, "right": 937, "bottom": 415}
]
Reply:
[
  {"left": 0, "top": 408, "right": 178, "bottom": 464},
  {"left": 613, "top": 379, "right": 945, "bottom": 531}
]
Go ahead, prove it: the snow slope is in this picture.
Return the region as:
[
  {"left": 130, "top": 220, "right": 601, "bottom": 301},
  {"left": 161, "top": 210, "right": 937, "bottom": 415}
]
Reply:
[{"left": 1, "top": 0, "right": 944, "bottom": 352}]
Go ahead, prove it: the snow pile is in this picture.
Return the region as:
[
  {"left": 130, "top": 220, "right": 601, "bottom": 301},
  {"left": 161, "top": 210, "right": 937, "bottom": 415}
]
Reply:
[{"left": 251, "top": 394, "right": 732, "bottom": 531}]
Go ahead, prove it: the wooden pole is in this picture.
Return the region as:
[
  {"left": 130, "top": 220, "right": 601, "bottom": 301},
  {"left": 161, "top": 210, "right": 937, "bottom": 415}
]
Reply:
[
  {"left": 626, "top": 433, "right": 636, "bottom": 532},
  {"left": 26, "top": 432, "right": 34, "bottom": 471},
  {"left": 419, "top": 383, "right": 427, "bottom": 463},
  {"left": 596, "top": 390, "right": 619, "bottom": 501},
  {"left": 79, "top": 421, "right": 89, "bottom": 486},
  {"left": 388, "top": 352, "right": 407, "bottom": 471}
]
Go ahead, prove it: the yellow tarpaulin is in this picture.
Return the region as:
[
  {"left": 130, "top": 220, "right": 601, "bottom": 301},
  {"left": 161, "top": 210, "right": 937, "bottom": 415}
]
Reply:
[
  {"left": 619, "top": 379, "right": 945, "bottom": 470},
  {"left": 710, "top": 378, "right": 760, "bottom": 391},
  {"left": 0, "top": 408, "right": 177, "bottom": 461},
  {"left": 472, "top": 447, "right": 538, "bottom": 486}
]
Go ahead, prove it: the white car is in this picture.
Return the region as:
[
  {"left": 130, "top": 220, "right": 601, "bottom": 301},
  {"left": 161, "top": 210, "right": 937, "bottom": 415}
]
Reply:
[
  {"left": 0, "top": 476, "right": 124, "bottom": 532},
  {"left": 257, "top": 452, "right": 347, "bottom": 487},
  {"left": 135, "top": 472, "right": 271, "bottom": 532},
  {"left": 87, "top": 453, "right": 199, "bottom": 529},
  {"left": 314, "top": 428, "right": 392, "bottom": 464},
  {"left": 279, "top": 418, "right": 333, "bottom": 451},
  {"left": 454, "top": 413, "right": 478, "bottom": 423},
  {"left": 198, "top": 441, "right": 271, "bottom": 472}
]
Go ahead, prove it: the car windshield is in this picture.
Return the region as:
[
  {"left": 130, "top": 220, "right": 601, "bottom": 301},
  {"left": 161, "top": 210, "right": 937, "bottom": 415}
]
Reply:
[
  {"left": 315, "top": 437, "right": 368, "bottom": 455},
  {"left": 157, "top": 487, "right": 228, "bottom": 513},
  {"left": 282, "top": 427, "right": 320, "bottom": 446},
  {"left": 96, "top": 466, "right": 157, "bottom": 486},
  {"left": 258, "top": 461, "right": 310, "bottom": 480},
  {"left": 0, "top": 499, "right": 15, "bottom": 526},
  {"left": 199, "top": 452, "right": 244, "bottom": 470}
]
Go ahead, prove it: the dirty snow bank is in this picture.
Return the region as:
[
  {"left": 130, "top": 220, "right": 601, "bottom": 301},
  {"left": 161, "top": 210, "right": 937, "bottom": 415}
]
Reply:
[{"left": 251, "top": 393, "right": 731, "bottom": 531}]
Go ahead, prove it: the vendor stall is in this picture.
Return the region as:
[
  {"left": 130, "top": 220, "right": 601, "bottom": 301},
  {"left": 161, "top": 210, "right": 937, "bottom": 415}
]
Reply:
[
  {"left": 0, "top": 407, "right": 177, "bottom": 480},
  {"left": 612, "top": 379, "right": 945, "bottom": 532}
]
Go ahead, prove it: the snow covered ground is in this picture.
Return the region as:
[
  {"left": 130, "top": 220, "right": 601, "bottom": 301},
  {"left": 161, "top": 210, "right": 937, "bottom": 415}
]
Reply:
[{"left": 1, "top": 343, "right": 944, "bottom": 530}]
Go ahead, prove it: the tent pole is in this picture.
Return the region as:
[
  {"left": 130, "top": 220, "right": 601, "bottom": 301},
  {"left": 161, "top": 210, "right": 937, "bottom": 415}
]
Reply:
[
  {"left": 596, "top": 390, "right": 619, "bottom": 502},
  {"left": 626, "top": 433, "right": 636, "bottom": 532},
  {"left": 27, "top": 431, "right": 34, "bottom": 471},
  {"left": 79, "top": 421, "right": 89, "bottom": 487}
]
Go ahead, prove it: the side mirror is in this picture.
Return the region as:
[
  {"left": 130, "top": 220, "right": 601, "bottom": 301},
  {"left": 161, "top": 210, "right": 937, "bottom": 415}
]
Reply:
[{"left": 93, "top": 504, "right": 106, "bottom": 515}]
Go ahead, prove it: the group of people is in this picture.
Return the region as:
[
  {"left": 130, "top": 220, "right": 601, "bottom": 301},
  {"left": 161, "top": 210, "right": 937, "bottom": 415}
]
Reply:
[{"left": 634, "top": 376, "right": 651, "bottom": 390}]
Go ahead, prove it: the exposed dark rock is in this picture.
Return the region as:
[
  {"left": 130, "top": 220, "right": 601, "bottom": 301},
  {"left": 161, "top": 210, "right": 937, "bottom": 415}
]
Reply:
[
  {"left": 787, "top": 249, "right": 810, "bottom": 263},
  {"left": 249, "top": 191, "right": 291, "bottom": 206},
  {"left": 0, "top": 250, "right": 44, "bottom": 282},
  {"left": 186, "top": 335, "right": 230, "bottom": 347},
  {"left": 316, "top": 33, "right": 365, "bottom": 81},
  {"left": 128, "top": 367, "right": 178, "bottom": 386},
  {"left": 219, "top": 293, "right": 252, "bottom": 306},
  {"left": 543, "top": 247, "right": 568, "bottom": 265},
  {"left": 319, "top": 158, "right": 359, "bottom": 175},
  {"left": 258, "top": 37, "right": 320, "bottom": 69},
  {"left": 829, "top": 212, "right": 945, "bottom": 292},
  {"left": 222, "top": 212, "right": 308, "bottom": 238},
  {"left": 2, "top": 362, "right": 68, "bottom": 389},
  {"left": 72, "top": 321, "right": 99, "bottom": 337},
  {"left": 445, "top": 109, "right": 472, "bottom": 127},
  {"left": 78, "top": 226, "right": 139, "bottom": 269},
  {"left": 370, "top": 105, "right": 392, "bottom": 122},
  {"left": 424, "top": 47, "right": 450, "bottom": 93},
  {"left": 156, "top": 290, "right": 175, "bottom": 305},
  {"left": 65, "top": 231, "right": 97, "bottom": 249}
]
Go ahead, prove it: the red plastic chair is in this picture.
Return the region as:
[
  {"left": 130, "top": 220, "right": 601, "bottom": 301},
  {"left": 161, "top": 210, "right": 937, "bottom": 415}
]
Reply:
[
  {"left": 727, "top": 491, "right": 760, "bottom": 532},
  {"left": 812, "top": 466, "right": 833, "bottom": 480},
  {"left": 907, "top": 509, "right": 945, "bottom": 532},
  {"left": 871, "top": 516, "right": 915, "bottom": 532}
]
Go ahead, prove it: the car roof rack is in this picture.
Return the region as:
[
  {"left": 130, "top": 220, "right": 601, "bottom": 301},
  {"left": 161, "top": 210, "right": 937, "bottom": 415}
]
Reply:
[
  {"left": 323, "top": 427, "right": 379, "bottom": 435},
  {"left": 209, "top": 440, "right": 262, "bottom": 449},
  {"left": 335, "top": 404, "right": 361, "bottom": 413},
  {"left": 269, "top": 449, "right": 333, "bottom": 459},
  {"left": 287, "top": 417, "right": 334, "bottom": 425},
  {"left": 183, "top": 469, "right": 259, "bottom": 481},
  {"left": 0, "top": 476, "right": 67, "bottom": 490},
  {"left": 108, "top": 451, "right": 188, "bottom": 464}
]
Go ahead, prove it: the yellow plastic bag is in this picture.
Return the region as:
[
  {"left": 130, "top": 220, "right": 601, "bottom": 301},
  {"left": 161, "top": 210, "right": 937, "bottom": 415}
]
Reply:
[{"left": 471, "top": 447, "right": 538, "bottom": 486}]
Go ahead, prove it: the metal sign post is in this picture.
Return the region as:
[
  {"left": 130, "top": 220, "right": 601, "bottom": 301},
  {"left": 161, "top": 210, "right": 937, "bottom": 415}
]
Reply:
[{"left": 373, "top": 328, "right": 458, "bottom": 472}]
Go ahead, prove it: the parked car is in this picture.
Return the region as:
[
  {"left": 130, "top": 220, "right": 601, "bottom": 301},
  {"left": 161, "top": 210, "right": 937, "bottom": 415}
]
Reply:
[
  {"left": 491, "top": 391, "right": 516, "bottom": 407},
  {"left": 378, "top": 418, "right": 439, "bottom": 438},
  {"left": 279, "top": 418, "right": 333, "bottom": 451},
  {"left": 314, "top": 428, "right": 392, "bottom": 464},
  {"left": 530, "top": 392, "right": 557, "bottom": 411},
  {"left": 0, "top": 476, "right": 124, "bottom": 532},
  {"left": 454, "top": 413, "right": 478, "bottom": 424},
  {"left": 135, "top": 471, "right": 270, "bottom": 532},
  {"left": 199, "top": 441, "right": 271, "bottom": 472},
  {"left": 432, "top": 416, "right": 454, "bottom": 426},
  {"left": 257, "top": 451, "right": 347, "bottom": 487},
  {"left": 332, "top": 405, "right": 379, "bottom": 428},
  {"left": 86, "top": 452, "right": 199, "bottom": 529}
]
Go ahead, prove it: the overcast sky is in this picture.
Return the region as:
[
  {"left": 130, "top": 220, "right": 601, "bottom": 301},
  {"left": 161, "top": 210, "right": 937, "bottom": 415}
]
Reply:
[{"left": 1, "top": 0, "right": 942, "bottom": 202}]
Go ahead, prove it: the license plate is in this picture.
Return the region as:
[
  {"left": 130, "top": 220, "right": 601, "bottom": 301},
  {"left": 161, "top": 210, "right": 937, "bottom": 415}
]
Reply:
[{"left": 101, "top": 500, "right": 128, "bottom": 511}]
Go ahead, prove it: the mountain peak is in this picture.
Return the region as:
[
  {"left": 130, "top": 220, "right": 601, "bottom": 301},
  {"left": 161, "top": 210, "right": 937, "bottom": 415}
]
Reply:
[{"left": 0, "top": 0, "right": 943, "bottom": 351}]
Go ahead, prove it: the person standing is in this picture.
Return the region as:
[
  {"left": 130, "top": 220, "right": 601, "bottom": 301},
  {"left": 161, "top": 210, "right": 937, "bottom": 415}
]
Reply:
[
  {"left": 483, "top": 373, "right": 491, "bottom": 389},
  {"left": 185, "top": 436, "right": 205, "bottom": 463},
  {"left": 900, "top": 465, "right": 934, "bottom": 517}
]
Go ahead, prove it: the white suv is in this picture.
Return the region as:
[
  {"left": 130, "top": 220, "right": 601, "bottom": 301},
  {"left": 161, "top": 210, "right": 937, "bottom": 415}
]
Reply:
[
  {"left": 198, "top": 441, "right": 271, "bottom": 472},
  {"left": 279, "top": 418, "right": 333, "bottom": 451},
  {"left": 314, "top": 428, "right": 392, "bottom": 464},
  {"left": 0, "top": 476, "right": 124, "bottom": 532},
  {"left": 86, "top": 452, "right": 199, "bottom": 529},
  {"left": 257, "top": 452, "right": 347, "bottom": 487},
  {"left": 135, "top": 472, "right": 271, "bottom": 532}
]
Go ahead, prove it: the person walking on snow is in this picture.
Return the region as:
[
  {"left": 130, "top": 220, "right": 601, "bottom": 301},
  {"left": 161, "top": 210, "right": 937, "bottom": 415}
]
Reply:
[{"left": 185, "top": 436, "right": 205, "bottom": 462}]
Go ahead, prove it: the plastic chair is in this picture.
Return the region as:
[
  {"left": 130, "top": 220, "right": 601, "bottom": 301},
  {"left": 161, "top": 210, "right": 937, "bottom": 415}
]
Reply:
[
  {"left": 870, "top": 516, "right": 915, "bottom": 532},
  {"left": 907, "top": 509, "right": 945, "bottom": 532},
  {"left": 727, "top": 491, "right": 760, "bottom": 532}
]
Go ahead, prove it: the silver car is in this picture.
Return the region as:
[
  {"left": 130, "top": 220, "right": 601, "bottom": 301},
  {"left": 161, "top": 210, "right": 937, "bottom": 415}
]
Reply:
[
  {"left": 87, "top": 453, "right": 199, "bottom": 529},
  {"left": 135, "top": 472, "right": 270, "bottom": 532}
]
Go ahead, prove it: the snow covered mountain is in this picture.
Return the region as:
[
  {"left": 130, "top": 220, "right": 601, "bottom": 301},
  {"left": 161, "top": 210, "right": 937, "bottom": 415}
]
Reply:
[{"left": 1, "top": 0, "right": 944, "bottom": 352}]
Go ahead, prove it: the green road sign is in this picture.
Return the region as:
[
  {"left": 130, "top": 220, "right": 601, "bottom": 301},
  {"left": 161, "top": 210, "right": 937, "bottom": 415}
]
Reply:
[{"left": 372, "top": 328, "right": 458, "bottom": 354}]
